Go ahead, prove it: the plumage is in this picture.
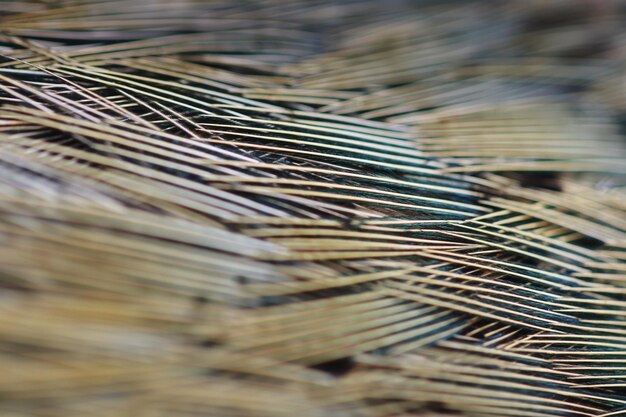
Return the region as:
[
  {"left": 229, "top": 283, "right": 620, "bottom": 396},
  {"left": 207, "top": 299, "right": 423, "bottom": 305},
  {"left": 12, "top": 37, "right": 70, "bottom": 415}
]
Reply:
[{"left": 0, "top": 1, "right": 625, "bottom": 416}]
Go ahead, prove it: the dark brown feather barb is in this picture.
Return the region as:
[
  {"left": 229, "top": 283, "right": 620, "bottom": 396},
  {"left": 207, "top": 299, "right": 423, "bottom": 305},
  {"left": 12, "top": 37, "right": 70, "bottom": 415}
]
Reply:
[{"left": 0, "top": 1, "right": 625, "bottom": 416}]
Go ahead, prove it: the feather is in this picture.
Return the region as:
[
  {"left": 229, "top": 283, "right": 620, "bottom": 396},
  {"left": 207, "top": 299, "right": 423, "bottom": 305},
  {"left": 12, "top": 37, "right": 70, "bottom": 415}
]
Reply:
[{"left": 0, "top": 1, "right": 625, "bottom": 416}]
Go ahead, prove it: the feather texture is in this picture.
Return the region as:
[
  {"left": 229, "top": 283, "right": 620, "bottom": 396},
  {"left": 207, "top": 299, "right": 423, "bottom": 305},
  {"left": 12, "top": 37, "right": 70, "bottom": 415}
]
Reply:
[{"left": 0, "top": 1, "right": 625, "bottom": 416}]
